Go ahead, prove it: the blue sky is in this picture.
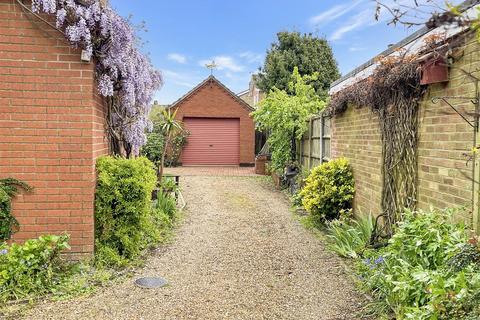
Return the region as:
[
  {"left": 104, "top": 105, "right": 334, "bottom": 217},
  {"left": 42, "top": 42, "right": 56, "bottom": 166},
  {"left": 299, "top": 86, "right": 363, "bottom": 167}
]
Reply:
[{"left": 109, "top": 0, "right": 427, "bottom": 104}]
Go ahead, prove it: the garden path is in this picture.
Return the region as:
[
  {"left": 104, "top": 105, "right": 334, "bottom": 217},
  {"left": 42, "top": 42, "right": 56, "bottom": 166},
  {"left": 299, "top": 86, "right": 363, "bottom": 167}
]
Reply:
[{"left": 26, "top": 175, "right": 365, "bottom": 320}]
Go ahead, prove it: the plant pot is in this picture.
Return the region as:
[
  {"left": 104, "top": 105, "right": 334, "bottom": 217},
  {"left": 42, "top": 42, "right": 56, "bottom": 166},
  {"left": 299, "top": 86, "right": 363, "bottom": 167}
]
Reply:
[{"left": 255, "top": 155, "right": 268, "bottom": 175}]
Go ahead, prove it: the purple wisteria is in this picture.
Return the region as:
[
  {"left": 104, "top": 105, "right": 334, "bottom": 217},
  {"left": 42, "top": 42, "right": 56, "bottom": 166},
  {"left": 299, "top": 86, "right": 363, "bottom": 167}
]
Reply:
[{"left": 32, "top": 0, "right": 162, "bottom": 155}]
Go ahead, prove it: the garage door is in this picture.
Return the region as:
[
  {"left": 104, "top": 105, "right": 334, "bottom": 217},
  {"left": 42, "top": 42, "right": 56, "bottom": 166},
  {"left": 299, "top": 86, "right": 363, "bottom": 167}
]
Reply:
[{"left": 182, "top": 117, "right": 240, "bottom": 165}]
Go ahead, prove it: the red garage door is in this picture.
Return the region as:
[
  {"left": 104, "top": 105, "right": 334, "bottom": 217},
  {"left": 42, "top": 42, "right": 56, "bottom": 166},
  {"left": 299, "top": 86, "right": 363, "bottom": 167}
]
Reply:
[{"left": 182, "top": 117, "right": 240, "bottom": 165}]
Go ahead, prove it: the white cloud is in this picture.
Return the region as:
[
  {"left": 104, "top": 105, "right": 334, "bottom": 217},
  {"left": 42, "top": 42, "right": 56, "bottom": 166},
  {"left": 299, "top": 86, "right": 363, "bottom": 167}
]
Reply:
[
  {"left": 239, "top": 51, "right": 263, "bottom": 64},
  {"left": 162, "top": 69, "right": 196, "bottom": 88},
  {"left": 199, "top": 55, "right": 244, "bottom": 72},
  {"left": 329, "top": 9, "right": 373, "bottom": 41},
  {"left": 309, "top": 0, "right": 364, "bottom": 26},
  {"left": 349, "top": 46, "right": 366, "bottom": 52},
  {"left": 167, "top": 53, "right": 187, "bottom": 64}
]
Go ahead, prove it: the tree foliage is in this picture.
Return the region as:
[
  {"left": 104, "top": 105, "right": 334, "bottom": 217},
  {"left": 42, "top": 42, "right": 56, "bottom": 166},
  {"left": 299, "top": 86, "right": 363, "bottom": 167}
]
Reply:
[
  {"left": 252, "top": 68, "right": 325, "bottom": 172},
  {"left": 256, "top": 31, "right": 339, "bottom": 99}
]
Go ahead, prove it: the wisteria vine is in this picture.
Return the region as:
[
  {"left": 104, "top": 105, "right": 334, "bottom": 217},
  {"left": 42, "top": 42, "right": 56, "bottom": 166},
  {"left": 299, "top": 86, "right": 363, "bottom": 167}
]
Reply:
[{"left": 31, "top": 0, "right": 162, "bottom": 156}]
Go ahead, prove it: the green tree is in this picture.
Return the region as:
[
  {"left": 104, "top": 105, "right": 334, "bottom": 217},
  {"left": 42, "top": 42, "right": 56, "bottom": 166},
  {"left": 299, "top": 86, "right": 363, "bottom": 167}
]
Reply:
[
  {"left": 252, "top": 67, "right": 325, "bottom": 172},
  {"left": 257, "top": 31, "right": 340, "bottom": 99}
]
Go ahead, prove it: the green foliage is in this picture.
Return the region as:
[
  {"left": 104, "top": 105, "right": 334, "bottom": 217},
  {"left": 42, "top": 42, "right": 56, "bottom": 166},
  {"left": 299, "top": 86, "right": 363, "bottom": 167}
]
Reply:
[
  {"left": 355, "top": 208, "right": 480, "bottom": 319},
  {"left": 141, "top": 111, "right": 189, "bottom": 168},
  {"left": 0, "top": 178, "right": 32, "bottom": 241},
  {"left": 0, "top": 235, "right": 70, "bottom": 302},
  {"left": 327, "top": 215, "right": 374, "bottom": 259},
  {"left": 448, "top": 240, "right": 480, "bottom": 272},
  {"left": 256, "top": 31, "right": 339, "bottom": 99},
  {"left": 252, "top": 67, "right": 325, "bottom": 172},
  {"left": 153, "top": 190, "right": 177, "bottom": 221},
  {"left": 300, "top": 158, "right": 354, "bottom": 222},
  {"left": 94, "top": 156, "right": 159, "bottom": 267}
]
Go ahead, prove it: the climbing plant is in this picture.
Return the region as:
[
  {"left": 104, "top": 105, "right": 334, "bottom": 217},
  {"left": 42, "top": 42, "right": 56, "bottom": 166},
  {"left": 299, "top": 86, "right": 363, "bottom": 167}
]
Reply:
[
  {"left": 252, "top": 67, "right": 325, "bottom": 173},
  {"left": 327, "top": 53, "right": 426, "bottom": 237},
  {"left": 29, "top": 0, "right": 162, "bottom": 157},
  {"left": 0, "top": 178, "right": 32, "bottom": 241}
]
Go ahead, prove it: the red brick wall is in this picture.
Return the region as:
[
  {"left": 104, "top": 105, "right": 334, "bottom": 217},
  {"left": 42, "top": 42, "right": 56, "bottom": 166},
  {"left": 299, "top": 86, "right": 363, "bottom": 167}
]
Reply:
[
  {"left": 0, "top": 0, "right": 108, "bottom": 257},
  {"left": 172, "top": 78, "right": 255, "bottom": 165}
]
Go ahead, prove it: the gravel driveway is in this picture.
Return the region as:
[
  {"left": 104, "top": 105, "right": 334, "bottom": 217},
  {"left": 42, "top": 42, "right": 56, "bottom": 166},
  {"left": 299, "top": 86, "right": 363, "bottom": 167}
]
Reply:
[{"left": 26, "top": 176, "right": 365, "bottom": 320}]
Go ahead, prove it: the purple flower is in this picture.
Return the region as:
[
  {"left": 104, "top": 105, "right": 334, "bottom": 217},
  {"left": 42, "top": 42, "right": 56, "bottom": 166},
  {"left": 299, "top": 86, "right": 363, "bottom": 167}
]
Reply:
[
  {"left": 374, "top": 257, "right": 385, "bottom": 265},
  {"left": 0, "top": 249, "right": 8, "bottom": 255},
  {"left": 31, "top": 0, "right": 163, "bottom": 155}
]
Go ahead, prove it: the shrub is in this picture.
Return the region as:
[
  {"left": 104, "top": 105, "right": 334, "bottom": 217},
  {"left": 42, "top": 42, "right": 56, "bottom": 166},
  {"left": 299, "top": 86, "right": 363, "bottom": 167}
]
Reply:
[
  {"left": 0, "top": 235, "right": 70, "bottom": 302},
  {"left": 300, "top": 158, "right": 354, "bottom": 221},
  {"left": 94, "top": 156, "right": 158, "bottom": 267},
  {"left": 0, "top": 178, "right": 32, "bottom": 241},
  {"left": 356, "top": 208, "right": 479, "bottom": 319},
  {"left": 141, "top": 114, "right": 189, "bottom": 168},
  {"left": 327, "top": 215, "right": 374, "bottom": 259},
  {"left": 154, "top": 191, "right": 177, "bottom": 220}
]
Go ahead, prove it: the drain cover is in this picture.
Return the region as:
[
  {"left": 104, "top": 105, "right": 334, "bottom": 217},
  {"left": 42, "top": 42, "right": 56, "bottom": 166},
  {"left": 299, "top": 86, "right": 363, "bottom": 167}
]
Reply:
[{"left": 135, "top": 277, "right": 168, "bottom": 289}]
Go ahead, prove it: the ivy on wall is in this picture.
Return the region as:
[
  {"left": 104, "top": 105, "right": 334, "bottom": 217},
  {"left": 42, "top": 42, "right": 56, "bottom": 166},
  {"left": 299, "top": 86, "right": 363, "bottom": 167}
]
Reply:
[{"left": 0, "top": 178, "right": 32, "bottom": 241}]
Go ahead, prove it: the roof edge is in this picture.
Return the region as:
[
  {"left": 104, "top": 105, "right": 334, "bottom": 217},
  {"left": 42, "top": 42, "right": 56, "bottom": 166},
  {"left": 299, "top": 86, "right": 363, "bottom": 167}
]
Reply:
[
  {"left": 169, "top": 75, "right": 255, "bottom": 112},
  {"left": 330, "top": 0, "right": 480, "bottom": 92}
]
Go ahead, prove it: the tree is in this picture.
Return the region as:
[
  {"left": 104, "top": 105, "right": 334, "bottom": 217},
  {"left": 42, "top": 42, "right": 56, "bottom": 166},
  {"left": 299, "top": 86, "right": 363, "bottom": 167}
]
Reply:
[
  {"left": 157, "top": 110, "right": 183, "bottom": 184},
  {"left": 256, "top": 31, "right": 340, "bottom": 99},
  {"left": 252, "top": 68, "right": 325, "bottom": 173}
]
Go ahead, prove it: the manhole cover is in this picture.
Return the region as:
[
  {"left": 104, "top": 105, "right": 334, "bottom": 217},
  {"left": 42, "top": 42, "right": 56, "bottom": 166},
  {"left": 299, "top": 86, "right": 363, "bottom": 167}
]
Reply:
[{"left": 135, "top": 277, "right": 168, "bottom": 289}]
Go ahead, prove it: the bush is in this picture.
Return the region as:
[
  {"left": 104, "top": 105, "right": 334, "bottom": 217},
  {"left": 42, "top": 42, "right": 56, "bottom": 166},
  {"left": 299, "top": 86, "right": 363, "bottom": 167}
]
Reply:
[
  {"left": 0, "top": 235, "right": 70, "bottom": 302},
  {"left": 141, "top": 115, "right": 189, "bottom": 168},
  {"left": 327, "top": 215, "right": 374, "bottom": 259},
  {"left": 94, "top": 156, "right": 159, "bottom": 267},
  {"left": 356, "top": 208, "right": 480, "bottom": 319},
  {"left": 299, "top": 158, "right": 354, "bottom": 221}
]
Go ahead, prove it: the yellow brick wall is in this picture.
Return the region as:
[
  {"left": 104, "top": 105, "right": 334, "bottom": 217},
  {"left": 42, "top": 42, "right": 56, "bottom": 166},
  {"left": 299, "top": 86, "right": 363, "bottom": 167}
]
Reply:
[
  {"left": 331, "top": 106, "right": 383, "bottom": 216},
  {"left": 417, "top": 35, "right": 479, "bottom": 224},
  {"left": 331, "top": 34, "right": 480, "bottom": 226}
]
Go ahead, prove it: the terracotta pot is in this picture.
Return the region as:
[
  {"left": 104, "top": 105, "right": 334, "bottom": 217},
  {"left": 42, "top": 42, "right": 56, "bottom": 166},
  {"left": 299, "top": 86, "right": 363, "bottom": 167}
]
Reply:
[
  {"left": 421, "top": 57, "right": 449, "bottom": 85},
  {"left": 255, "top": 155, "right": 268, "bottom": 175}
]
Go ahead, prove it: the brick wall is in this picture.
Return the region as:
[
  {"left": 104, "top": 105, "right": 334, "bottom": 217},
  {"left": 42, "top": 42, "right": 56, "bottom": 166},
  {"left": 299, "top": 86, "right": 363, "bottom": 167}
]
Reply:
[
  {"left": 331, "top": 105, "right": 383, "bottom": 216},
  {"left": 0, "top": 0, "right": 108, "bottom": 257},
  {"left": 331, "top": 34, "right": 480, "bottom": 227},
  {"left": 172, "top": 77, "right": 255, "bottom": 165},
  {"left": 416, "top": 35, "right": 479, "bottom": 224}
]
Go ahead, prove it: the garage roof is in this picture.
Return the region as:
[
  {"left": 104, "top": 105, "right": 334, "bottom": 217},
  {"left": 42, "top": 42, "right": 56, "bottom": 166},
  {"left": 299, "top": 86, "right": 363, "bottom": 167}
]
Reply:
[{"left": 169, "top": 75, "right": 255, "bottom": 112}]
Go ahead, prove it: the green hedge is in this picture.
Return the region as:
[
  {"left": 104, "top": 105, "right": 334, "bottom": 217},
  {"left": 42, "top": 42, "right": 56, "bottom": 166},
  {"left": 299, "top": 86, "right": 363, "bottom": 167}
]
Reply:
[{"left": 94, "top": 156, "right": 159, "bottom": 267}]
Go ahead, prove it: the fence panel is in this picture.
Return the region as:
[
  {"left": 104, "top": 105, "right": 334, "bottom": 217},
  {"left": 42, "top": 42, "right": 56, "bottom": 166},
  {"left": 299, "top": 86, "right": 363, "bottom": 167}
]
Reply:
[{"left": 297, "top": 114, "right": 330, "bottom": 170}]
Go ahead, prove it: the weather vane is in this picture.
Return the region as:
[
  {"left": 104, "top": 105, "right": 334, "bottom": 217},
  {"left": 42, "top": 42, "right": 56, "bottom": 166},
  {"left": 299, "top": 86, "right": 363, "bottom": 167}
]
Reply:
[{"left": 205, "top": 60, "right": 218, "bottom": 75}]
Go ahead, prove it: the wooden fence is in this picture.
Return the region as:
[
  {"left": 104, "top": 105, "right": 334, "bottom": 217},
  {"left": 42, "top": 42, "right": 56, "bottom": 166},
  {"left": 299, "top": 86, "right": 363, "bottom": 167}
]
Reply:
[{"left": 297, "top": 113, "right": 331, "bottom": 170}]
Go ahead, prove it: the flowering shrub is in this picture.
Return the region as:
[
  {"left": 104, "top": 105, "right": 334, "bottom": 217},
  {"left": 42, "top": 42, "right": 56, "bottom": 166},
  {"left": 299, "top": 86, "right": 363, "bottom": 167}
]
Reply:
[
  {"left": 32, "top": 0, "right": 162, "bottom": 156},
  {"left": 299, "top": 158, "right": 354, "bottom": 222},
  {"left": 350, "top": 208, "right": 480, "bottom": 319},
  {"left": 0, "top": 235, "right": 70, "bottom": 302}
]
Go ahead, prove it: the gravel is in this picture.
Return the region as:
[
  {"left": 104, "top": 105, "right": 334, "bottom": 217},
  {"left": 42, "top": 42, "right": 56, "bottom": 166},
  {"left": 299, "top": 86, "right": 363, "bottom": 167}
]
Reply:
[{"left": 25, "top": 176, "right": 366, "bottom": 320}]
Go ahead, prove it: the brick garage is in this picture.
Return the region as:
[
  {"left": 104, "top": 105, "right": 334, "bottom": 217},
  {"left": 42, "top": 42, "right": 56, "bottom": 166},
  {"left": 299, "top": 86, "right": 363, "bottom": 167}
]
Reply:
[
  {"left": 330, "top": 31, "right": 480, "bottom": 231},
  {"left": 0, "top": 0, "right": 108, "bottom": 257},
  {"left": 170, "top": 76, "right": 255, "bottom": 166}
]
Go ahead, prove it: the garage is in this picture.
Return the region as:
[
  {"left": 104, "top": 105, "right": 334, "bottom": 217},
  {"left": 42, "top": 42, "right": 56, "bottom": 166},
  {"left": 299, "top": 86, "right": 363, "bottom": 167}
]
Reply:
[
  {"left": 182, "top": 118, "right": 240, "bottom": 165},
  {"left": 169, "top": 76, "right": 255, "bottom": 166}
]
